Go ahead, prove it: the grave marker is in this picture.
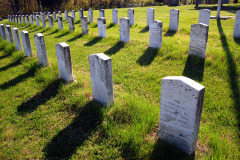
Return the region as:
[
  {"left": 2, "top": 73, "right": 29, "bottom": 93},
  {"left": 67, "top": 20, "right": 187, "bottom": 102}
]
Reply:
[
  {"left": 26, "top": 15, "right": 29, "bottom": 24},
  {"left": 42, "top": 15, "right": 46, "bottom": 27},
  {"left": 71, "top": 10, "right": 75, "bottom": 20},
  {"left": 198, "top": 9, "right": 211, "bottom": 26},
  {"left": 30, "top": 15, "right": 34, "bottom": 25},
  {"left": 12, "top": 28, "right": 22, "bottom": 51},
  {"left": 58, "top": 11, "right": 62, "bottom": 17},
  {"left": 128, "top": 8, "right": 135, "bottom": 26},
  {"left": 6, "top": 25, "right": 13, "bottom": 44},
  {"left": 99, "top": 9, "right": 105, "bottom": 18},
  {"left": 169, "top": 9, "right": 179, "bottom": 31},
  {"left": 49, "top": 15, "right": 54, "bottom": 28},
  {"left": 65, "top": 10, "right": 68, "bottom": 21},
  {"left": 88, "top": 9, "right": 93, "bottom": 23},
  {"left": 34, "top": 33, "right": 48, "bottom": 66},
  {"left": 0, "top": 24, "right": 7, "bottom": 40},
  {"left": 55, "top": 42, "right": 74, "bottom": 82},
  {"left": 112, "top": 9, "right": 118, "bottom": 24},
  {"left": 36, "top": 15, "right": 40, "bottom": 26},
  {"left": 98, "top": 17, "right": 106, "bottom": 38},
  {"left": 58, "top": 16, "right": 63, "bottom": 30},
  {"left": 21, "top": 31, "right": 32, "bottom": 57},
  {"left": 79, "top": 8, "right": 83, "bottom": 19},
  {"left": 81, "top": 16, "right": 88, "bottom": 34},
  {"left": 88, "top": 53, "right": 114, "bottom": 106},
  {"left": 22, "top": 15, "right": 25, "bottom": 23},
  {"left": 189, "top": 23, "right": 209, "bottom": 58},
  {"left": 159, "top": 76, "right": 205, "bottom": 155},
  {"left": 149, "top": 20, "right": 163, "bottom": 48},
  {"left": 233, "top": 10, "right": 240, "bottom": 38},
  {"left": 120, "top": 17, "right": 130, "bottom": 42},
  {"left": 147, "top": 8, "right": 154, "bottom": 27},
  {"left": 53, "top": 12, "right": 56, "bottom": 19},
  {"left": 68, "top": 16, "right": 75, "bottom": 31}
]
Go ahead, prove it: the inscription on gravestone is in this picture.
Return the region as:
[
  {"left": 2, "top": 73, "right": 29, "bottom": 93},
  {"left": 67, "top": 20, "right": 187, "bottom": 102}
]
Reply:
[{"left": 149, "top": 20, "right": 162, "bottom": 48}]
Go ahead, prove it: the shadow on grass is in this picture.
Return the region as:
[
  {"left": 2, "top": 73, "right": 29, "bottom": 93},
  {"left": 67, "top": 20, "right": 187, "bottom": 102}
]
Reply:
[
  {"left": 107, "top": 23, "right": 116, "bottom": 29},
  {"left": 150, "top": 139, "right": 194, "bottom": 160},
  {"left": 91, "top": 23, "right": 98, "bottom": 28},
  {"left": 234, "top": 37, "right": 240, "bottom": 45},
  {"left": 217, "top": 19, "right": 240, "bottom": 131},
  {"left": 105, "top": 41, "right": 125, "bottom": 55},
  {"left": 74, "top": 20, "right": 80, "bottom": 24},
  {"left": 67, "top": 33, "right": 83, "bottom": 42},
  {"left": 0, "top": 57, "right": 24, "bottom": 72},
  {"left": 17, "top": 79, "right": 62, "bottom": 115},
  {"left": 46, "top": 29, "right": 59, "bottom": 36},
  {"left": 43, "top": 100, "right": 104, "bottom": 159},
  {"left": 137, "top": 47, "right": 158, "bottom": 66},
  {"left": 182, "top": 55, "right": 205, "bottom": 82},
  {"left": 55, "top": 31, "right": 70, "bottom": 38},
  {"left": 192, "top": 5, "right": 240, "bottom": 14},
  {"left": 0, "top": 63, "right": 40, "bottom": 90},
  {"left": 139, "top": 27, "right": 149, "bottom": 33},
  {"left": 164, "top": 30, "right": 177, "bottom": 37},
  {"left": 84, "top": 37, "right": 102, "bottom": 46}
]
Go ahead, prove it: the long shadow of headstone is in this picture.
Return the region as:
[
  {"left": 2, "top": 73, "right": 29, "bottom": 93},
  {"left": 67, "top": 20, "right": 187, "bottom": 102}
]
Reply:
[
  {"left": 150, "top": 139, "right": 194, "bottom": 160},
  {"left": 217, "top": 20, "right": 240, "bottom": 130},
  {"left": 84, "top": 37, "right": 102, "bottom": 46},
  {"left": 139, "top": 27, "right": 149, "bottom": 33},
  {"left": 17, "top": 79, "right": 62, "bottom": 115},
  {"left": 0, "top": 57, "right": 24, "bottom": 72},
  {"left": 182, "top": 55, "right": 205, "bottom": 82},
  {"left": 164, "top": 30, "right": 177, "bottom": 37},
  {"left": 105, "top": 41, "right": 125, "bottom": 55},
  {"left": 43, "top": 100, "right": 104, "bottom": 159},
  {"left": 67, "top": 33, "right": 83, "bottom": 42},
  {"left": 137, "top": 47, "right": 158, "bottom": 66}
]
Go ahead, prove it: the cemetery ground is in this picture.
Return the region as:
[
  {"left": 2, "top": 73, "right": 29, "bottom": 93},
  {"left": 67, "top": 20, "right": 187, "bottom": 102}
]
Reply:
[{"left": 0, "top": 4, "right": 240, "bottom": 159}]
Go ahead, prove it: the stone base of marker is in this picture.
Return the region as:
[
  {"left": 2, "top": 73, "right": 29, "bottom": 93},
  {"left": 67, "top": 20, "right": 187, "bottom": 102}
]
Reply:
[
  {"left": 149, "top": 20, "right": 163, "bottom": 48},
  {"left": 189, "top": 23, "right": 209, "bottom": 59},
  {"left": 12, "top": 28, "right": 22, "bottom": 51},
  {"left": 34, "top": 33, "right": 48, "bottom": 66},
  {"left": 88, "top": 53, "right": 114, "bottom": 106},
  {"left": 120, "top": 17, "right": 130, "bottom": 42},
  {"left": 55, "top": 42, "right": 73, "bottom": 82},
  {"left": 21, "top": 31, "right": 33, "bottom": 57},
  {"left": 159, "top": 76, "right": 205, "bottom": 155}
]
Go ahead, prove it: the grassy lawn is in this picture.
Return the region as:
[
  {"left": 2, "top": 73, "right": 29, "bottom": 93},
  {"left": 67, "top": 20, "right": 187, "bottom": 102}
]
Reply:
[{"left": 0, "top": 4, "right": 240, "bottom": 159}]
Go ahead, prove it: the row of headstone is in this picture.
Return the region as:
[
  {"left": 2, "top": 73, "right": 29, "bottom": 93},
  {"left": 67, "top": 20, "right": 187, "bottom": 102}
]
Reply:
[{"left": 1, "top": 24, "right": 207, "bottom": 155}]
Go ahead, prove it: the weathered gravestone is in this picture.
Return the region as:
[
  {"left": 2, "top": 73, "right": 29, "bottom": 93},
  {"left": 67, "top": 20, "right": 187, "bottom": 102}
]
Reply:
[
  {"left": 12, "top": 28, "right": 22, "bottom": 51},
  {"left": 21, "top": 31, "right": 32, "bottom": 57},
  {"left": 58, "top": 16, "right": 63, "bottom": 30},
  {"left": 48, "top": 15, "right": 54, "bottom": 28},
  {"left": 30, "top": 15, "right": 34, "bottom": 25},
  {"left": 58, "top": 11, "right": 62, "bottom": 17},
  {"left": 15, "top": 15, "right": 18, "bottom": 23},
  {"left": 6, "top": 25, "right": 14, "bottom": 44},
  {"left": 55, "top": 42, "right": 74, "bottom": 82},
  {"left": 26, "top": 15, "right": 29, "bottom": 24},
  {"left": 64, "top": 10, "right": 68, "bottom": 21},
  {"left": 198, "top": 9, "right": 211, "bottom": 26},
  {"left": 36, "top": 15, "right": 40, "bottom": 26},
  {"left": 112, "top": 9, "right": 118, "bottom": 24},
  {"left": 34, "top": 33, "right": 48, "bottom": 66},
  {"left": 120, "top": 17, "right": 130, "bottom": 42},
  {"left": 128, "top": 8, "right": 134, "bottom": 26},
  {"left": 233, "top": 10, "right": 240, "bottom": 38},
  {"left": 88, "top": 9, "right": 93, "bottom": 23},
  {"left": 68, "top": 16, "right": 75, "bottom": 31},
  {"left": 18, "top": 15, "right": 22, "bottom": 23},
  {"left": 81, "top": 16, "right": 88, "bottom": 34},
  {"left": 98, "top": 17, "right": 106, "bottom": 38},
  {"left": 88, "top": 53, "right": 114, "bottom": 106},
  {"left": 99, "top": 9, "right": 105, "bottom": 18},
  {"left": 149, "top": 20, "right": 163, "bottom": 48},
  {"left": 147, "top": 8, "right": 154, "bottom": 27},
  {"left": 159, "top": 76, "right": 205, "bottom": 155},
  {"left": 53, "top": 12, "right": 56, "bottom": 19},
  {"left": 22, "top": 15, "right": 26, "bottom": 23},
  {"left": 42, "top": 15, "right": 46, "bottom": 27},
  {"left": 79, "top": 8, "right": 83, "bottom": 19},
  {"left": 0, "top": 24, "right": 7, "bottom": 40},
  {"left": 169, "top": 9, "right": 179, "bottom": 31},
  {"left": 189, "top": 23, "right": 209, "bottom": 58},
  {"left": 72, "top": 10, "right": 75, "bottom": 20}
]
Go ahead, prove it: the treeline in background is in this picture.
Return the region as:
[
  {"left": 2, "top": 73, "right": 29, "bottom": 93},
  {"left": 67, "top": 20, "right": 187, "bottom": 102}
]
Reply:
[{"left": 0, "top": 0, "right": 239, "bottom": 18}]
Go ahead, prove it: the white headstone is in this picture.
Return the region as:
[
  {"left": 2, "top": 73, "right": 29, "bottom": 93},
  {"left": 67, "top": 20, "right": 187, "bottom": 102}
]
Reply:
[
  {"left": 147, "top": 8, "right": 154, "bottom": 27},
  {"left": 128, "top": 8, "right": 135, "bottom": 26},
  {"left": 68, "top": 16, "right": 75, "bottom": 31},
  {"left": 55, "top": 42, "right": 74, "bottom": 82},
  {"left": 12, "top": 28, "right": 22, "bottom": 51},
  {"left": 64, "top": 10, "right": 68, "bottom": 21},
  {"left": 88, "top": 53, "right": 114, "bottom": 106},
  {"left": 6, "top": 25, "right": 14, "bottom": 44},
  {"left": 0, "top": 24, "right": 7, "bottom": 40},
  {"left": 26, "top": 15, "right": 29, "bottom": 24},
  {"left": 15, "top": 15, "right": 18, "bottom": 23},
  {"left": 112, "top": 9, "right": 118, "bottom": 24},
  {"left": 88, "top": 9, "right": 93, "bottom": 23},
  {"left": 79, "top": 8, "right": 83, "bottom": 19},
  {"left": 169, "top": 9, "right": 179, "bottom": 31},
  {"left": 149, "top": 20, "right": 163, "bottom": 48},
  {"left": 34, "top": 33, "right": 49, "bottom": 66},
  {"left": 71, "top": 10, "right": 75, "bottom": 20},
  {"left": 36, "top": 15, "right": 40, "bottom": 26},
  {"left": 98, "top": 17, "right": 106, "bottom": 38},
  {"left": 159, "top": 76, "right": 205, "bottom": 155},
  {"left": 19, "top": 15, "right": 22, "bottom": 23},
  {"left": 58, "top": 11, "right": 62, "bottom": 17},
  {"left": 49, "top": 15, "right": 54, "bottom": 28},
  {"left": 198, "top": 9, "right": 211, "bottom": 26},
  {"left": 58, "top": 16, "right": 63, "bottom": 30},
  {"left": 22, "top": 15, "right": 25, "bottom": 23},
  {"left": 81, "top": 16, "right": 88, "bottom": 34},
  {"left": 120, "top": 17, "right": 130, "bottom": 42},
  {"left": 53, "top": 12, "right": 56, "bottom": 19},
  {"left": 42, "top": 16, "right": 46, "bottom": 27},
  {"left": 189, "top": 23, "right": 209, "bottom": 58},
  {"left": 99, "top": 9, "right": 105, "bottom": 18},
  {"left": 21, "top": 31, "right": 32, "bottom": 57},
  {"left": 30, "top": 15, "right": 34, "bottom": 25},
  {"left": 233, "top": 10, "right": 240, "bottom": 38}
]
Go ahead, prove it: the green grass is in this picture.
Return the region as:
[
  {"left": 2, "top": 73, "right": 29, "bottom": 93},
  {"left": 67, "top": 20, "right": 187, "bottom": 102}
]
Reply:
[{"left": 0, "top": 4, "right": 240, "bottom": 159}]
